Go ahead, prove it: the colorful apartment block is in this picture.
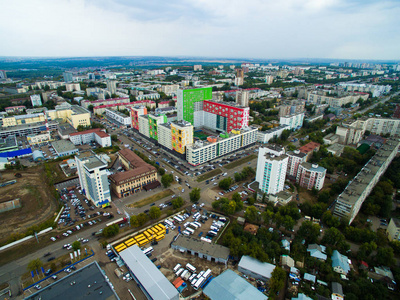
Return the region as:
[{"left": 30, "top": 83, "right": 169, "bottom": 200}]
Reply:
[
  {"left": 177, "top": 87, "right": 213, "bottom": 125},
  {"left": 148, "top": 114, "right": 167, "bottom": 141},
  {"left": 171, "top": 121, "right": 193, "bottom": 154},
  {"left": 129, "top": 106, "right": 147, "bottom": 130}
]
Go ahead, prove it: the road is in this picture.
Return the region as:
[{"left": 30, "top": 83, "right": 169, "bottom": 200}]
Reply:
[{"left": 358, "top": 91, "right": 400, "bottom": 114}]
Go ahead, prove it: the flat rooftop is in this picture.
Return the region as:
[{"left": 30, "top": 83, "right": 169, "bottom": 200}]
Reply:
[
  {"left": 0, "top": 135, "right": 17, "bottom": 150},
  {"left": 0, "top": 121, "right": 58, "bottom": 133},
  {"left": 105, "top": 108, "right": 130, "bottom": 118},
  {"left": 172, "top": 235, "right": 230, "bottom": 260},
  {"left": 58, "top": 123, "right": 78, "bottom": 136},
  {"left": 71, "top": 105, "right": 90, "bottom": 115},
  {"left": 25, "top": 261, "right": 119, "bottom": 300},
  {"left": 51, "top": 140, "right": 78, "bottom": 154}
]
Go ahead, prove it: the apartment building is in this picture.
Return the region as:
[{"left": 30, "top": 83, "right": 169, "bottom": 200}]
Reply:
[
  {"left": 333, "top": 139, "right": 400, "bottom": 224},
  {"left": 296, "top": 162, "right": 326, "bottom": 190},
  {"left": 5, "top": 106, "right": 26, "bottom": 114},
  {"left": 68, "top": 128, "right": 111, "bottom": 147},
  {"left": 80, "top": 97, "right": 129, "bottom": 109},
  {"left": 105, "top": 108, "right": 131, "bottom": 127},
  {"left": 257, "top": 125, "right": 289, "bottom": 143},
  {"left": 107, "top": 80, "right": 117, "bottom": 95},
  {"left": 236, "top": 90, "right": 249, "bottom": 107},
  {"left": 148, "top": 113, "right": 167, "bottom": 141},
  {"left": 278, "top": 100, "right": 305, "bottom": 117},
  {"left": 138, "top": 115, "right": 150, "bottom": 138},
  {"left": 129, "top": 105, "right": 147, "bottom": 130},
  {"left": 177, "top": 87, "right": 213, "bottom": 125},
  {"left": 171, "top": 121, "right": 193, "bottom": 154},
  {"left": 75, "top": 151, "right": 111, "bottom": 207},
  {"left": 159, "top": 84, "right": 179, "bottom": 96},
  {"left": 158, "top": 123, "right": 173, "bottom": 150},
  {"left": 30, "top": 94, "right": 42, "bottom": 107},
  {"left": 109, "top": 149, "right": 158, "bottom": 198},
  {"left": 279, "top": 113, "right": 304, "bottom": 130},
  {"left": 307, "top": 91, "right": 369, "bottom": 107},
  {"left": 255, "top": 145, "right": 288, "bottom": 195},
  {"left": 286, "top": 150, "right": 307, "bottom": 178},
  {"left": 386, "top": 218, "right": 400, "bottom": 242}
]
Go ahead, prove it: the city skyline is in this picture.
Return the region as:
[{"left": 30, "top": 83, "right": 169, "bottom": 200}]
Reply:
[{"left": 0, "top": 0, "right": 399, "bottom": 60}]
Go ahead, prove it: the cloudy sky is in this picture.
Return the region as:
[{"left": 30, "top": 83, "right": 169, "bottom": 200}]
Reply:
[{"left": 0, "top": 0, "right": 399, "bottom": 60}]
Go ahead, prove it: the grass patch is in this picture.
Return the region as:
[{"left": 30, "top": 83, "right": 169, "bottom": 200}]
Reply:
[
  {"left": 197, "top": 169, "right": 222, "bottom": 182},
  {"left": 224, "top": 155, "right": 257, "bottom": 170},
  {"left": 127, "top": 189, "right": 174, "bottom": 208}
]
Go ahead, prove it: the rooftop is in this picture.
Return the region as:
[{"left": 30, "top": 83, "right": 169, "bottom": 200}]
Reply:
[
  {"left": 300, "top": 162, "right": 326, "bottom": 173},
  {"left": 105, "top": 108, "right": 130, "bottom": 118},
  {"left": 70, "top": 105, "right": 90, "bottom": 115},
  {"left": 238, "top": 256, "right": 275, "bottom": 279},
  {"left": 109, "top": 165, "right": 156, "bottom": 185},
  {"left": 51, "top": 140, "right": 78, "bottom": 154},
  {"left": 25, "top": 262, "right": 119, "bottom": 300},
  {"left": 0, "top": 120, "right": 59, "bottom": 133},
  {"left": 119, "top": 245, "right": 178, "bottom": 300},
  {"left": 69, "top": 128, "right": 106, "bottom": 137},
  {"left": 0, "top": 135, "right": 18, "bottom": 150},
  {"left": 299, "top": 142, "right": 320, "bottom": 154},
  {"left": 172, "top": 235, "right": 230, "bottom": 260},
  {"left": 203, "top": 269, "right": 267, "bottom": 300}
]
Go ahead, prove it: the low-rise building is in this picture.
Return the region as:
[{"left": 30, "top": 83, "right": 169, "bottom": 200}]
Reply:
[
  {"left": 27, "top": 132, "right": 53, "bottom": 145},
  {"left": 51, "top": 140, "right": 79, "bottom": 157},
  {"left": 0, "top": 121, "right": 58, "bottom": 139},
  {"left": 109, "top": 149, "right": 158, "bottom": 198},
  {"left": 331, "top": 250, "right": 350, "bottom": 275},
  {"left": 238, "top": 255, "right": 275, "bottom": 281},
  {"left": 257, "top": 125, "right": 289, "bottom": 143},
  {"left": 387, "top": 218, "right": 400, "bottom": 241},
  {"left": 331, "top": 282, "right": 344, "bottom": 300},
  {"left": 105, "top": 108, "right": 131, "bottom": 127},
  {"left": 307, "top": 244, "right": 327, "bottom": 261},
  {"left": 299, "top": 142, "right": 321, "bottom": 161},
  {"left": 4, "top": 106, "right": 26, "bottom": 114},
  {"left": 327, "top": 143, "right": 345, "bottom": 156},
  {"left": 323, "top": 133, "right": 340, "bottom": 145},
  {"left": 68, "top": 128, "right": 111, "bottom": 147},
  {"left": 0, "top": 135, "right": 18, "bottom": 153}
]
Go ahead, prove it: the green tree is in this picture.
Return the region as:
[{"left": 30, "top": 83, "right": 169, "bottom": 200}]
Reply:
[
  {"left": 149, "top": 206, "right": 161, "bottom": 219},
  {"left": 161, "top": 174, "right": 174, "bottom": 188},
  {"left": 158, "top": 168, "right": 166, "bottom": 176},
  {"left": 102, "top": 224, "right": 119, "bottom": 238},
  {"left": 189, "top": 187, "right": 201, "bottom": 203},
  {"left": 72, "top": 241, "right": 81, "bottom": 251},
  {"left": 111, "top": 134, "right": 118, "bottom": 142},
  {"left": 137, "top": 213, "right": 149, "bottom": 226},
  {"left": 244, "top": 206, "right": 260, "bottom": 222},
  {"left": 321, "top": 227, "right": 345, "bottom": 247},
  {"left": 27, "top": 258, "right": 43, "bottom": 272},
  {"left": 172, "top": 196, "right": 184, "bottom": 209},
  {"left": 219, "top": 177, "right": 232, "bottom": 190},
  {"left": 297, "top": 221, "right": 321, "bottom": 245},
  {"left": 375, "top": 247, "right": 395, "bottom": 266},
  {"left": 269, "top": 266, "right": 286, "bottom": 294},
  {"left": 130, "top": 215, "right": 140, "bottom": 227}
]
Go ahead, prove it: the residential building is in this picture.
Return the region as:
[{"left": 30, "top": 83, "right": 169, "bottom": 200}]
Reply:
[
  {"left": 278, "top": 100, "right": 305, "bottom": 117},
  {"left": 299, "top": 142, "right": 320, "bottom": 161},
  {"left": 193, "top": 65, "right": 202, "bottom": 71},
  {"left": 158, "top": 123, "right": 173, "bottom": 150},
  {"left": 307, "top": 244, "right": 327, "bottom": 261},
  {"left": 63, "top": 72, "right": 73, "bottom": 83},
  {"left": 333, "top": 139, "right": 400, "bottom": 224},
  {"left": 105, "top": 109, "right": 131, "bottom": 127},
  {"left": 107, "top": 80, "right": 117, "bottom": 95},
  {"left": 257, "top": 125, "right": 289, "bottom": 143},
  {"left": 286, "top": 150, "right": 307, "bottom": 178},
  {"left": 129, "top": 105, "right": 147, "bottom": 130},
  {"left": 307, "top": 91, "right": 369, "bottom": 107},
  {"left": 80, "top": 97, "right": 129, "bottom": 109},
  {"left": 236, "top": 90, "right": 249, "bottom": 107},
  {"left": 331, "top": 250, "right": 350, "bottom": 275},
  {"left": 30, "top": 94, "right": 42, "bottom": 107},
  {"left": 136, "top": 92, "right": 160, "bottom": 101},
  {"left": 177, "top": 87, "right": 213, "bottom": 125},
  {"left": 148, "top": 113, "right": 167, "bottom": 141},
  {"left": 331, "top": 282, "right": 344, "bottom": 300},
  {"left": 279, "top": 113, "right": 304, "bottom": 130},
  {"left": 159, "top": 84, "right": 179, "bottom": 96},
  {"left": 68, "top": 128, "right": 111, "bottom": 147},
  {"left": 339, "top": 82, "right": 391, "bottom": 98},
  {"left": 109, "top": 149, "right": 158, "bottom": 198},
  {"left": 186, "top": 126, "right": 257, "bottom": 165},
  {"left": 0, "top": 70, "right": 7, "bottom": 79},
  {"left": 265, "top": 75, "right": 274, "bottom": 84},
  {"left": 119, "top": 245, "right": 179, "bottom": 300},
  {"left": 65, "top": 83, "right": 80, "bottom": 92},
  {"left": 171, "top": 120, "right": 193, "bottom": 154},
  {"left": 4, "top": 106, "right": 26, "bottom": 114},
  {"left": 51, "top": 140, "right": 79, "bottom": 157},
  {"left": 138, "top": 115, "right": 150, "bottom": 138},
  {"left": 27, "top": 132, "right": 52, "bottom": 145},
  {"left": 296, "top": 162, "right": 326, "bottom": 190},
  {"left": 255, "top": 145, "right": 288, "bottom": 195},
  {"left": 235, "top": 69, "right": 244, "bottom": 86},
  {"left": 238, "top": 256, "right": 275, "bottom": 281},
  {"left": 386, "top": 218, "right": 400, "bottom": 241},
  {"left": 75, "top": 150, "right": 111, "bottom": 207}
]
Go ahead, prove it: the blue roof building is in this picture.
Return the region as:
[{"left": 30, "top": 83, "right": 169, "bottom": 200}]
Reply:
[
  {"left": 203, "top": 269, "right": 267, "bottom": 300},
  {"left": 331, "top": 250, "right": 350, "bottom": 275}
]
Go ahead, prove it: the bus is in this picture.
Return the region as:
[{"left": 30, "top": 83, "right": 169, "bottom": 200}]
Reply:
[
  {"left": 191, "top": 278, "right": 197, "bottom": 286},
  {"left": 186, "top": 263, "right": 196, "bottom": 273},
  {"left": 114, "top": 243, "right": 125, "bottom": 250},
  {"left": 147, "top": 228, "right": 155, "bottom": 235},
  {"left": 203, "top": 269, "right": 212, "bottom": 279},
  {"left": 124, "top": 238, "right": 135, "bottom": 245},
  {"left": 138, "top": 239, "right": 149, "bottom": 246},
  {"left": 106, "top": 217, "right": 128, "bottom": 228},
  {"left": 175, "top": 268, "right": 184, "bottom": 277},
  {"left": 143, "top": 246, "right": 154, "bottom": 256},
  {"left": 157, "top": 223, "right": 166, "bottom": 230},
  {"left": 151, "top": 227, "right": 159, "bottom": 234},
  {"left": 189, "top": 223, "right": 198, "bottom": 229},
  {"left": 186, "top": 227, "right": 195, "bottom": 235},
  {"left": 154, "top": 225, "right": 163, "bottom": 232},
  {"left": 125, "top": 239, "right": 137, "bottom": 247},
  {"left": 135, "top": 235, "right": 146, "bottom": 242},
  {"left": 173, "top": 263, "right": 181, "bottom": 272},
  {"left": 155, "top": 235, "right": 164, "bottom": 241},
  {"left": 194, "top": 277, "right": 206, "bottom": 290},
  {"left": 115, "top": 244, "right": 127, "bottom": 252},
  {"left": 173, "top": 216, "right": 183, "bottom": 224},
  {"left": 144, "top": 231, "right": 151, "bottom": 239}
]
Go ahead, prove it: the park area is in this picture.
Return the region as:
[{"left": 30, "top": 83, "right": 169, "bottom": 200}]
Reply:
[{"left": 0, "top": 165, "right": 61, "bottom": 247}]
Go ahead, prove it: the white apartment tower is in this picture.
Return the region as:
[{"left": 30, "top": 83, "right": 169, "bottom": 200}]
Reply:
[
  {"left": 236, "top": 90, "right": 249, "bottom": 107},
  {"left": 107, "top": 80, "right": 117, "bottom": 95},
  {"left": 256, "top": 145, "right": 288, "bottom": 195},
  {"left": 75, "top": 151, "right": 111, "bottom": 207}
]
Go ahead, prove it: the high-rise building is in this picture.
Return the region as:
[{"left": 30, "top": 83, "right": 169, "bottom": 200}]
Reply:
[
  {"left": 107, "top": 80, "right": 117, "bottom": 95},
  {"left": 0, "top": 70, "right": 7, "bottom": 79},
  {"left": 75, "top": 151, "right": 111, "bottom": 207},
  {"left": 265, "top": 75, "right": 273, "bottom": 85},
  {"left": 194, "top": 65, "right": 202, "bottom": 71},
  {"left": 129, "top": 105, "right": 147, "bottom": 130},
  {"left": 296, "top": 162, "right": 326, "bottom": 190},
  {"left": 234, "top": 69, "right": 244, "bottom": 86},
  {"left": 255, "top": 145, "right": 288, "bottom": 195},
  {"left": 235, "top": 90, "right": 249, "bottom": 107},
  {"left": 286, "top": 150, "right": 307, "bottom": 178},
  {"left": 171, "top": 121, "right": 194, "bottom": 154},
  {"left": 393, "top": 104, "right": 400, "bottom": 119},
  {"left": 148, "top": 113, "right": 167, "bottom": 141},
  {"left": 177, "top": 87, "right": 213, "bottom": 125},
  {"left": 30, "top": 94, "right": 42, "bottom": 107},
  {"left": 63, "top": 72, "right": 74, "bottom": 83}
]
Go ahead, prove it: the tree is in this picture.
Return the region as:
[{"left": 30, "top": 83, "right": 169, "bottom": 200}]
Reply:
[
  {"left": 27, "top": 258, "right": 43, "bottom": 272},
  {"left": 130, "top": 215, "right": 140, "bottom": 227},
  {"left": 244, "top": 206, "right": 260, "bottom": 222},
  {"left": 321, "top": 227, "right": 345, "bottom": 247},
  {"left": 172, "top": 196, "right": 184, "bottom": 209},
  {"left": 72, "top": 241, "right": 81, "bottom": 251},
  {"left": 102, "top": 224, "right": 119, "bottom": 238},
  {"left": 189, "top": 188, "right": 201, "bottom": 203},
  {"left": 161, "top": 174, "right": 174, "bottom": 188},
  {"left": 269, "top": 266, "right": 286, "bottom": 294},
  {"left": 136, "top": 213, "right": 149, "bottom": 226},
  {"left": 158, "top": 168, "right": 165, "bottom": 176},
  {"left": 375, "top": 247, "right": 395, "bottom": 266},
  {"left": 149, "top": 206, "right": 161, "bottom": 219},
  {"left": 111, "top": 134, "right": 118, "bottom": 142},
  {"left": 169, "top": 100, "right": 175, "bottom": 107},
  {"left": 219, "top": 177, "right": 232, "bottom": 191},
  {"left": 297, "top": 221, "right": 321, "bottom": 245},
  {"left": 88, "top": 104, "right": 94, "bottom": 112}
]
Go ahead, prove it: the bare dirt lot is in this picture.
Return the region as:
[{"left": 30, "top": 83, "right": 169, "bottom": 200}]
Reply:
[{"left": 0, "top": 167, "right": 58, "bottom": 245}]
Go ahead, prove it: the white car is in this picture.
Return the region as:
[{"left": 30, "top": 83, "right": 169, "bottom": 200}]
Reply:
[
  {"left": 50, "top": 237, "right": 56, "bottom": 241},
  {"left": 200, "top": 203, "right": 205, "bottom": 207},
  {"left": 88, "top": 221, "right": 93, "bottom": 225},
  {"left": 181, "top": 189, "right": 185, "bottom": 193},
  {"left": 63, "top": 233, "right": 69, "bottom": 237}
]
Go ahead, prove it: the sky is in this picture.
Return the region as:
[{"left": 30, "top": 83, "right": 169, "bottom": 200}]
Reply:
[{"left": 0, "top": 0, "right": 399, "bottom": 60}]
